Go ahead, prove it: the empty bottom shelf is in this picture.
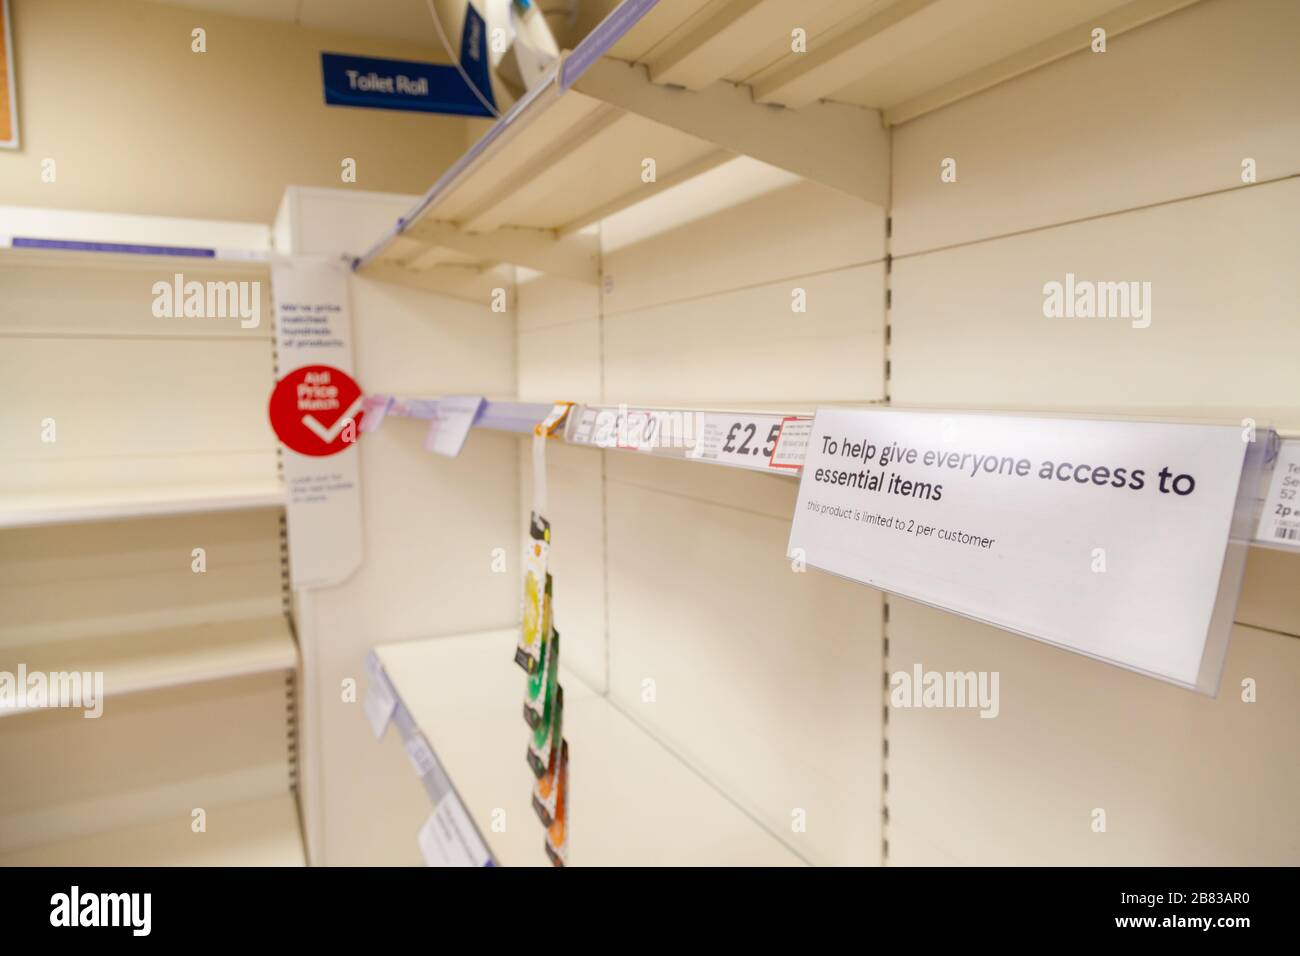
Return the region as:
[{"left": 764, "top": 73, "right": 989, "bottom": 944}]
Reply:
[
  {"left": 0, "top": 793, "right": 305, "bottom": 866},
  {"left": 375, "top": 629, "right": 804, "bottom": 867}
]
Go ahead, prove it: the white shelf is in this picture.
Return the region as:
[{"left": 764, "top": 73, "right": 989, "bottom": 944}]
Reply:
[
  {"left": 374, "top": 629, "right": 804, "bottom": 867},
  {"left": 0, "top": 479, "right": 286, "bottom": 529},
  {"left": 0, "top": 204, "right": 270, "bottom": 270},
  {"left": 0, "top": 615, "right": 297, "bottom": 719},
  {"left": 0, "top": 793, "right": 304, "bottom": 866},
  {"left": 354, "top": 0, "right": 1197, "bottom": 292}
]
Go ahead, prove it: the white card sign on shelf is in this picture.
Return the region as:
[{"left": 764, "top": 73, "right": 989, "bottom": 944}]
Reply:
[
  {"left": 418, "top": 795, "right": 493, "bottom": 868},
  {"left": 788, "top": 408, "right": 1264, "bottom": 694},
  {"left": 1254, "top": 439, "right": 1299, "bottom": 551},
  {"left": 423, "top": 395, "right": 485, "bottom": 457},
  {"left": 271, "top": 258, "right": 364, "bottom": 590}
]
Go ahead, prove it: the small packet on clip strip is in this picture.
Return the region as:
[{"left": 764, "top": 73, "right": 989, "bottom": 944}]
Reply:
[
  {"left": 543, "top": 740, "right": 569, "bottom": 867},
  {"left": 514, "top": 512, "right": 551, "bottom": 675},
  {"left": 522, "top": 577, "right": 554, "bottom": 730},
  {"left": 531, "top": 683, "right": 565, "bottom": 827},
  {"left": 526, "top": 644, "right": 561, "bottom": 778}
]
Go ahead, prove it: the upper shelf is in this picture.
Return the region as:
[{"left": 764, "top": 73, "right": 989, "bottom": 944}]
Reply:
[
  {"left": 354, "top": 0, "right": 1200, "bottom": 293},
  {"left": 0, "top": 205, "right": 270, "bottom": 271}
]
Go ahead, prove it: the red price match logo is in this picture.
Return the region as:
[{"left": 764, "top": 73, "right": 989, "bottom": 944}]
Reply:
[{"left": 268, "top": 365, "right": 364, "bottom": 457}]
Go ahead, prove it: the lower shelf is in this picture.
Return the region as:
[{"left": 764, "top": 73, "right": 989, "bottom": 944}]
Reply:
[
  {"left": 0, "top": 615, "right": 298, "bottom": 718},
  {"left": 0, "top": 793, "right": 305, "bottom": 866},
  {"left": 0, "top": 480, "right": 286, "bottom": 529},
  {"left": 375, "top": 629, "right": 804, "bottom": 867}
]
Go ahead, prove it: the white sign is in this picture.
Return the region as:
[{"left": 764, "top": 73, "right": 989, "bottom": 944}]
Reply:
[
  {"left": 417, "top": 794, "right": 492, "bottom": 867},
  {"left": 690, "top": 412, "right": 810, "bottom": 473},
  {"left": 1255, "top": 439, "right": 1300, "bottom": 550},
  {"left": 271, "top": 258, "right": 364, "bottom": 589},
  {"left": 788, "top": 408, "right": 1252, "bottom": 693},
  {"left": 423, "top": 395, "right": 485, "bottom": 457}
]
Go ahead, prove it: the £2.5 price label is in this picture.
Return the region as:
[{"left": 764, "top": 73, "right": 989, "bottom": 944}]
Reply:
[{"left": 691, "top": 413, "right": 811, "bottom": 472}]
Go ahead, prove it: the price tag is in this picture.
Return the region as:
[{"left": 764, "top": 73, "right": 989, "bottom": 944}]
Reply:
[
  {"left": 362, "top": 653, "right": 397, "bottom": 739},
  {"left": 691, "top": 412, "right": 795, "bottom": 472},
  {"left": 771, "top": 417, "right": 813, "bottom": 470},
  {"left": 1255, "top": 439, "right": 1300, "bottom": 549},
  {"left": 424, "top": 395, "right": 485, "bottom": 457},
  {"left": 569, "top": 407, "right": 598, "bottom": 444},
  {"left": 417, "top": 794, "right": 492, "bottom": 867},
  {"left": 588, "top": 407, "right": 628, "bottom": 449},
  {"left": 359, "top": 394, "right": 393, "bottom": 434},
  {"left": 403, "top": 733, "right": 439, "bottom": 777}
]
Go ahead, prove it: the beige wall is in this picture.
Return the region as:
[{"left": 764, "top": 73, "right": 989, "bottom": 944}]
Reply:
[{"left": 0, "top": 0, "right": 469, "bottom": 222}]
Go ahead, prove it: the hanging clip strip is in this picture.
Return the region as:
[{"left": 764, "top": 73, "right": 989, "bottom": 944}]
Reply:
[
  {"left": 534, "top": 401, "right": 574, "bottom": 439},
  {"left": 533, "top": 403, "right": 574, "bottom": 519}
]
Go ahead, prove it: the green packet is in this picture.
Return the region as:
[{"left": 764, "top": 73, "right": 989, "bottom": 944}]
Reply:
[
  {"left": 514, "top": 512, "right": 550, "bottom": 675},
  {"left": 525, "top": 653, "right": 561, "bottom": 779}
]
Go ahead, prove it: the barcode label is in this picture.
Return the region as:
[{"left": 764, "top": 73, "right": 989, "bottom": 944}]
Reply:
[{"left": 1254, "top": 439, "right": 1299, "bottom": 551}]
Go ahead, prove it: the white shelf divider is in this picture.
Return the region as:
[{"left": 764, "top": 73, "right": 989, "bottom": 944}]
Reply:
[
  {"left": 373, "top": 629, "right": 804, "bottom": 867},
  {"left": 0, "top": 614, "right": 298, "bottom": 719}
]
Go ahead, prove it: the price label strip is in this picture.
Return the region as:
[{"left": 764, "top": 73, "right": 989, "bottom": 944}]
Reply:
[
  {"left": 1255, "top": 438, "right": 1300, "bottom": 550},
  {"left": 362, "top": 650, "right": 398, "bottom": 739},
  {"left": 363, "top": 651, "right": 496, "bottom": 866},
  {"left": 690, "top": 412, "right": 813, "bottom": 473}
]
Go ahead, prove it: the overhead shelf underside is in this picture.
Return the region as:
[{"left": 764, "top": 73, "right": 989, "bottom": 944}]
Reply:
[{"left": 356, "top": 0, "right": 1198, "bottom": 295}]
